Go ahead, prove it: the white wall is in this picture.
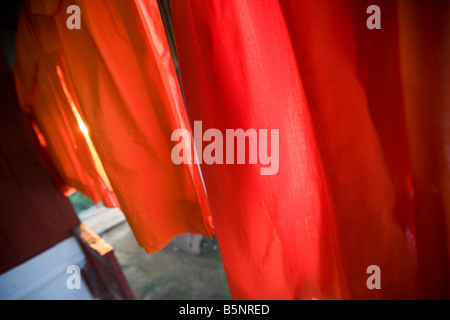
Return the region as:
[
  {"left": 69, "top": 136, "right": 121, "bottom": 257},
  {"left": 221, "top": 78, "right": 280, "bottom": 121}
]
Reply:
[{"left": 0, "top": 237, "right": 94, "bottom": 300}]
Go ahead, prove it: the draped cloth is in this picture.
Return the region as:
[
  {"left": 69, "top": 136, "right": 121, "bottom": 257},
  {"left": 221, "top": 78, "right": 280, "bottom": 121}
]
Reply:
[
  {"left": 13, "top": 0, "right": 450, "bottom": 299},
  {"left": 170, "top": 0, "right": 450, "bottom": 299},
  {"left": 14, "top": 0, "right": 214, "bottom": 254}
]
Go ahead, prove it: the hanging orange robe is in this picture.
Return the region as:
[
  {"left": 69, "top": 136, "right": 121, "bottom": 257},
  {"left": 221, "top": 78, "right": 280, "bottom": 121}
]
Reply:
[
  {"left": 13, "top": 0, "right": 450, "bottom": 300},
  {"left": 14, "top": 0, "right": 214, "bottom": 253}
]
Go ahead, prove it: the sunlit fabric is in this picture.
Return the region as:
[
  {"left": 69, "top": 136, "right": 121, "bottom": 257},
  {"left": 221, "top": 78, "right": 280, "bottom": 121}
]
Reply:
[
  {"left": 14, "top": 8, "right": 118, "bottom": 208},
  {"left": 14, "top": 0, "right": 214, "bottom": 253},
  {"left": 13, "top": 0, "right": 449, "bottom": 300},
  {"left": 171, "top": 0, "right": 450, "bottom": 299}
]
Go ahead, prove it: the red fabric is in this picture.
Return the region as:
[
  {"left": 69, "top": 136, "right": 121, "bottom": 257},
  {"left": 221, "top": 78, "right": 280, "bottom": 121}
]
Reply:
[
  {"left": 171, "top": 0, "right": 450, "bottom": 299},
  {"left": 13, "top": 0, "right": 449, "bottom": 299}
]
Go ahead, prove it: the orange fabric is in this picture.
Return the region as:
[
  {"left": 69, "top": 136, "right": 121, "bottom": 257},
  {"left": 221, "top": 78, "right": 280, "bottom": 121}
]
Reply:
[
  {"left": 14, "top": 9, "right": 118, "bottom": 207},
  {"left": 14, "top": 0, "right": 449, "bottom": 300},
  {"left": 171, "top": 0, "right": 450, "bottom": 299},
  {"left": 14, "top": 0, "right": 214, "bottom": 253}
]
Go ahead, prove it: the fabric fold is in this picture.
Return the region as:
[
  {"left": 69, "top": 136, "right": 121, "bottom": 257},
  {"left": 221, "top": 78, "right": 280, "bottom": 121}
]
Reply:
[{"left": 14, "top": 0, "right": 214, "bottom": 254}]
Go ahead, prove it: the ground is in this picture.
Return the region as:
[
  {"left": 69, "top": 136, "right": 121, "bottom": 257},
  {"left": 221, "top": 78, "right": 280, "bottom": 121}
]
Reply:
[
  {"left": 73, "top": 192, "right": 231, "bottom": 300},
  {"left": 99, "top": 220, "right": 231, "bottom": 300}
]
